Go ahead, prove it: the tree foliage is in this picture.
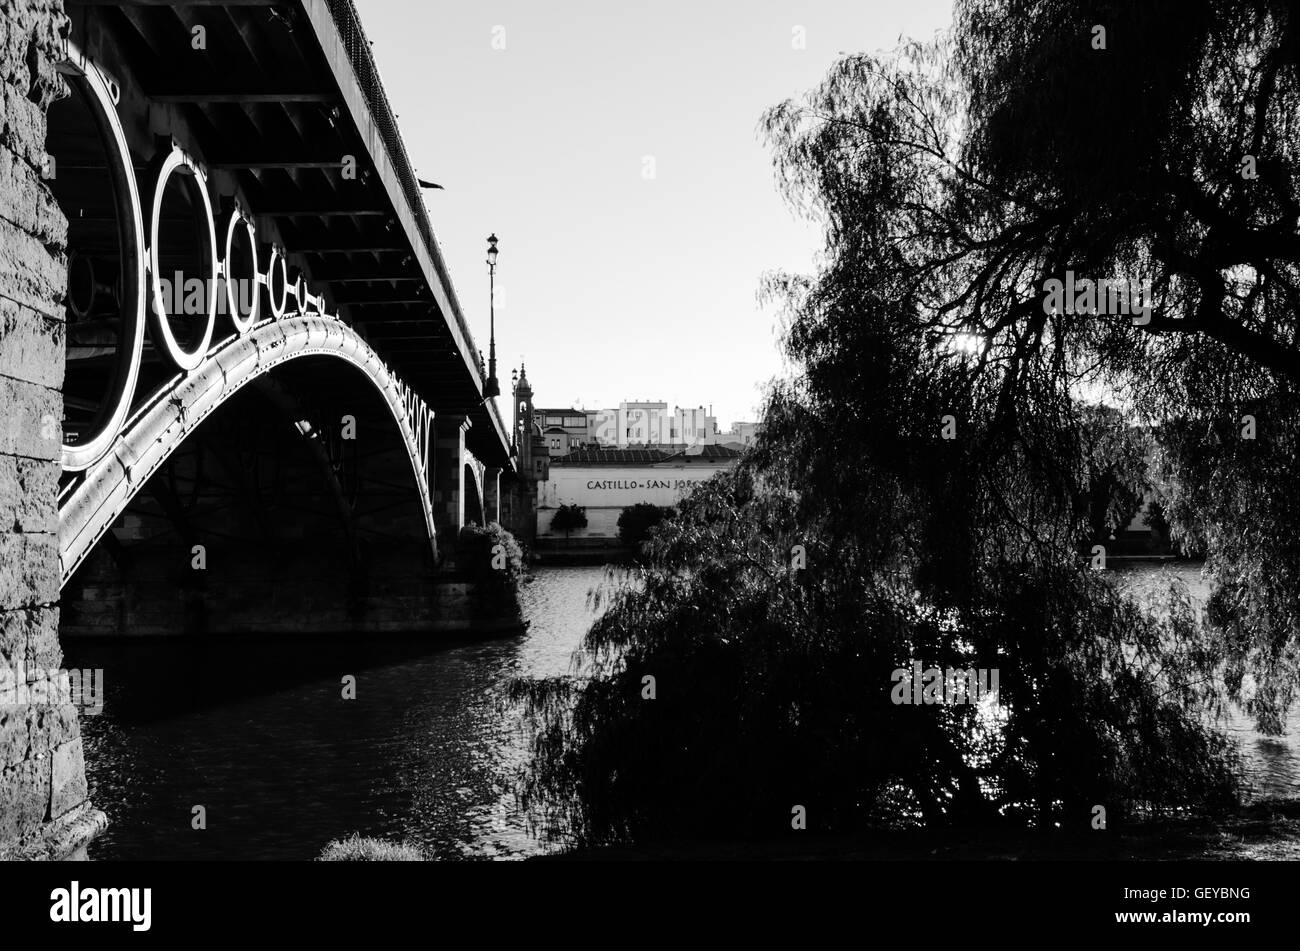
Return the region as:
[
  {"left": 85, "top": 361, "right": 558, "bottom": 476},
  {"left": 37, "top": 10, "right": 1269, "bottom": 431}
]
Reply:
[
  {"left": 458, "top": 522, "right": 525, "bottom": 620},
  {"left": 510, "top": 0, "right": 1300, "bottom": 849},
  {"left": 513, "top": 464, "right": 1237, "bottom": 847},
  {"left": 756, "top": 0, "right": 1300, "bottom": 730},
  {"left": 617, "top": 503, "right": 675, "bottom": 549},
  {"left": 550, "top": 504, "right": 589, "bottom": 539}
]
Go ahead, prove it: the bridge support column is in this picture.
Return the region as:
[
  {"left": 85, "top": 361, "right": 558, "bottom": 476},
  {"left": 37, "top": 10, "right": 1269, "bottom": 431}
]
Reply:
[
  {"left": 0, "top": 0, "right": 106, "bottom": 859},
  {"left": 432, "top": 414, "right": 472, "bottom": 549},
  {"left": 485, "top": 467, "right": 501, "bottom": 524}
]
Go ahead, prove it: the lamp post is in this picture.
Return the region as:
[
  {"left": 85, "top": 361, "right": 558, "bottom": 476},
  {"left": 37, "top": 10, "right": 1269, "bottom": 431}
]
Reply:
[
  {"left": 511, "top": 366, "right": 519, "bottom": 454},
  {"left": 484, "top": 234, "right": 500, "bottom": 398}
]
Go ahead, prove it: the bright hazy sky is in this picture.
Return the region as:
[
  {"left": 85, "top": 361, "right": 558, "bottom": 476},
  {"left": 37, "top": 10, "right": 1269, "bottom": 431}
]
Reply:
[{"left": 359, "top": 0, "right": 954, "bottom": 429}]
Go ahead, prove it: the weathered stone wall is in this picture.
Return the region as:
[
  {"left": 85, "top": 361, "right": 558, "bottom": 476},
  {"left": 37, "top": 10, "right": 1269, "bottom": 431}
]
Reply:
[
  {"left": 61, "top": 543, "right": 520, "bottom": 637},
  {"left": 0, "top": 0, "right": 105, "bottom": 859}
]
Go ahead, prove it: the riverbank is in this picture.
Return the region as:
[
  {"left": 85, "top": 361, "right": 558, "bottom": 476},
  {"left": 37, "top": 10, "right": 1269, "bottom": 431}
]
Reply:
[
  {"left": 536, "top": 797, "right": 1300, "bottom": 861},
  {"left": 528, "top": 543, "right": 632, "bottom": 566}
]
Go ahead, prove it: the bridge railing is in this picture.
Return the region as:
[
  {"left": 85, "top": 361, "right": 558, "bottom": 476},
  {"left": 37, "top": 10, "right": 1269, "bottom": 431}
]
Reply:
[
  {"left": 396, "top": 377, "right": 436, "bottom": 494},
  {"left": 321, "top": 0, "right": 480, "bottom": 376}
]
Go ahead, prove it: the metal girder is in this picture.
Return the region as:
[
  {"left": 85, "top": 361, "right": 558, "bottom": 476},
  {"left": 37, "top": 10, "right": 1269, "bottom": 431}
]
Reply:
[
  {"left": 147, "top": 92, "right": 337, "bottom": 102},
  {"left": 297, "top": 246, "right": 405, "bottom": 254},
  {"left": 257, "top": 208, "right": 388, "bottom": 217},
  {"left": 70, "top": 1, "right": 282, "bottom": 6},
  {"left": 58, "top": 314, "right": 440, "bottom": 587},
  {"left": 333, "top": 297, "right": 430, "bottom": 307},
  {"left": 209, "top": 158, "right": 347, "bottom": 170},
  {"left": 321, "top": 275, "right": 421, "bottom": 284}
]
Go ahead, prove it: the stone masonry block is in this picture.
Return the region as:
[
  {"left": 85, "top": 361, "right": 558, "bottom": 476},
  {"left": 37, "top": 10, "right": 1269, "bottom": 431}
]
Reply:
[
  {"left": 0, "top": 376, "right": 61, "bottom": 460},
  {"left": 0, "top": 453, "right": 59, "bottom": 532},
  {"left": 50, "top": 735, "right": 86, "bottom": 818},
  {"left": 0, "top": 216, "right": 66, "bottom": 318},
  {"left": 0, "top": 755, "right": 51, "bottom": 844},
  {"left": 0, "top": 297, "right": 64, "bottom": 388},
  {"left": 0, "top": 531, "right": 59, "bottom": 610}
]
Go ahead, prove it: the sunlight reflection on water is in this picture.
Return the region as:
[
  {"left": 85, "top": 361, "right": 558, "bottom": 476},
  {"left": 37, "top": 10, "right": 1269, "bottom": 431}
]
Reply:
[
  {"left": 1113, "top": 560, "right": 1299, "bottom": 800},
  {"left": 71, "top": 566, "right": 613, "bottom": 860}
]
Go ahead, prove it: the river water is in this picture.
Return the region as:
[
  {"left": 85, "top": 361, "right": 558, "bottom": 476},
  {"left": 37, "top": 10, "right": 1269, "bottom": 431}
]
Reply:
[
  {"left": 1110, "top": 560, "right": 1300, "bottom": 801},
  {"left": 67, "top": 561, "right": 1298, "bottom": 860},
  {"left": 70, "top": 566, "right": 613, "bottom": 860}
]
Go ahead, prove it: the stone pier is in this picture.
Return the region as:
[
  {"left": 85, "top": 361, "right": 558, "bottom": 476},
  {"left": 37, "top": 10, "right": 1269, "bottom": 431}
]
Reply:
[
  {"left": 0, "top": 0, "right": 105, "bottom": 860},
  {"left": 432, "top": 414, "right": 471, "bottom": 550}
]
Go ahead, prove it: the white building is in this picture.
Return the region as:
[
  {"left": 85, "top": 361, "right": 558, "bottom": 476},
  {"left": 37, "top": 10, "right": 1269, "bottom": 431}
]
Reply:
[
  {"left": 672, "top": 406, "right": 718, "bottom": 446},
  {"left": 534, "top": 406, "right": 589, "bottom": 457},
  {"left": 536, "top": 400, "right": 729, "bottom": 452},
  {"left": 582, "top": 401, "right": 720, "bottom": 447},
  {"left": 719, "top": 421, "right": 760, "bottom": 449},
  {"left": 589, "top": 408, "right": 618, "bottom": 446},
  {"left": 617, "top": 401, "right": 667, "bottom": 445},
  {"left": 537, "top": 444, "right": 742, "bottom": 539}
]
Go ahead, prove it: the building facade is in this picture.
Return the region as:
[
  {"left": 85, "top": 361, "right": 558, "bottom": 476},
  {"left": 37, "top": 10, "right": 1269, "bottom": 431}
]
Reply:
[
  {"left": 537, "top": 444, "right": 741, "bottom": 540},
  {"left": 525, "top": 376, "right": 746, "bottom": 545},
  {"left": 718, "top": 421, "right": 761, "bottom": 449},
  {"left": 535, "top": 401, "right": 728, "bottom": 452}
]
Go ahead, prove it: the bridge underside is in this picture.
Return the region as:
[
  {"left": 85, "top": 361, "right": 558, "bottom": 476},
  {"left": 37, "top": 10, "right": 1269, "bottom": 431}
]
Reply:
[
  {"left": 43, "top": 0, "right": 516, "bottom": 635},
  {"left": 63, "top": 356, "right": 455, "bottom": 637},
  {"left": 55, "top": 0, "right": 513, "bottom": 465}
]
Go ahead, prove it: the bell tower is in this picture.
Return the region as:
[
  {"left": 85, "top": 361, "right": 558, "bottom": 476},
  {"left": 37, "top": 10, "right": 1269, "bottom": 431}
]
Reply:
[{"left": 514, "top": 362, "right": 534, "bottom": 475}]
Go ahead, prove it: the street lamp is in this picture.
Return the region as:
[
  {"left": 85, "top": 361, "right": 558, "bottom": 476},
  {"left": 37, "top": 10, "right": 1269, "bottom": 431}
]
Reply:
[
  {"left": 510, "top": 366, "right": 520, "bottom": 455},
  {"left": 484, "top": 234, "right": 500, "bottom": 398}
]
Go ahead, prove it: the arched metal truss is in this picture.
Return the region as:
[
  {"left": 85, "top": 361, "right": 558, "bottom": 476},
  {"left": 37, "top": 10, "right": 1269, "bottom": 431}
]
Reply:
[
  {"left": 58, "top": 315, "right": 438, "bottom": 588},
  {"left": 54, "top": 41, "right": 441, "bottom": 588}
]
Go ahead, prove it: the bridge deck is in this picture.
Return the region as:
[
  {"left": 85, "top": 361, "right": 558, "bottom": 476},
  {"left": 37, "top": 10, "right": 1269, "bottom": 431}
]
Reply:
[{"left": 65, "top": 0, "right": 512, "bottom": 469}]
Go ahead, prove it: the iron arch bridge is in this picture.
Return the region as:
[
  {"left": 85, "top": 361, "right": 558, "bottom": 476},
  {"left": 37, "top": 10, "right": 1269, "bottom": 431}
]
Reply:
[
  {"left": 52, "top": 15, "right": 509, "bottom": 595},
  {"left": 0, "top": 0, "right": 516, "bottom": 865},
  {"left": 59, "top": 311, "right": 438, "bottom": 587}
]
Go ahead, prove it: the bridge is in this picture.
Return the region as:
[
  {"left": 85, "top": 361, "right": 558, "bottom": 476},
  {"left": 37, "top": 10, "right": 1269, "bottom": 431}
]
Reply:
[{"left": 1, "top": 0, "right": 517, "bottom": 858}]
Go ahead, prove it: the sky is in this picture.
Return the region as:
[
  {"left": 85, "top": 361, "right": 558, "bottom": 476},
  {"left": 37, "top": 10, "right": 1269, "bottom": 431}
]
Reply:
[{"left": 358, "top": 0, "right": 955, "bottom": 429}]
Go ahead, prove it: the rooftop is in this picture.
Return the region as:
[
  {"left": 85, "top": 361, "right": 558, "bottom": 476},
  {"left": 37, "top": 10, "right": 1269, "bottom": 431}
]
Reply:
[
  {"left": 551, "top": 444, "right": 743, "bottom": 466},
  {"left": 662, "top": 444, "right": 744, "bottom": 462}
]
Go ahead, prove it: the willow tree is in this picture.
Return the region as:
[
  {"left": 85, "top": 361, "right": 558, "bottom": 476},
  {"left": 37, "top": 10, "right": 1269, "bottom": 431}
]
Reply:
[
  {"left": 759, "top": 0, "right": 1300, "bottom": 731},
  {"left": 955, "top": 3, "right": 1300, "bottom": 733},
  {"left": 509, "top": 1, "right": 1299, "bottom": 849}
]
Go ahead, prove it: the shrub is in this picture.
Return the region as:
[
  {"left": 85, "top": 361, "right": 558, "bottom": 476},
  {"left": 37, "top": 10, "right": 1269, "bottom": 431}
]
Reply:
[
  {"left": 317, "top": 833, "right": 424, "bottom": 861},
  {"left": 617, "top": 502, "right": 675, "bottom": 548},
  {"left": 550, "top": 504, "right": 588, "bottom": 539},
  {"left": 457, "top": 522, "right": 524, "bottom": 619}
]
